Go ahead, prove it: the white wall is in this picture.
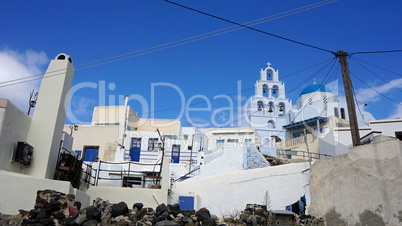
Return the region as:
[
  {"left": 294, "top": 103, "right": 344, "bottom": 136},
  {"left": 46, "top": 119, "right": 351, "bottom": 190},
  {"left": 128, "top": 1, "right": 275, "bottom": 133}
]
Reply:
[
  {"left": 195, "top": 144, "right": 244, "bottom": 179},
  {"left": 25, "top": 54, "right": 75, "bottom": 179},
  {"left": 319, "top": 128, "right": 372, "bottom": 156},
  {"left": 172, "top": 162, "right": 310, "bottom": 216},
  {"left": 65, "top": 125, "right": 121, "bottom": 161},
  {"left": 0, "top": 99, "right": 31, "bottom": 173},
  {"left": 369, "top": 119, "right": 402, "bottom": 137},
  {"left": 0, "top": 170, "right": 90, "bottom": 214},
  {"left": 85, "top": 157, "right": 170, "bottom": 209}
]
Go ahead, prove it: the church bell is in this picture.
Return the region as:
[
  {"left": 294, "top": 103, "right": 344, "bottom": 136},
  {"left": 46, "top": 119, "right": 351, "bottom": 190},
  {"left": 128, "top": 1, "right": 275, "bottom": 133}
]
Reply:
[{"left": 268, "top": 105, "right": 273, "bottom": 113}]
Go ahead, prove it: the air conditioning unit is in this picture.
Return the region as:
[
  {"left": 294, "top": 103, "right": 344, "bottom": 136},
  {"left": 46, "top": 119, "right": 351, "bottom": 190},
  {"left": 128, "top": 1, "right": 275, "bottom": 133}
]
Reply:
[{"left": 14, "top": 142, "right": 33, "bottom": 166}]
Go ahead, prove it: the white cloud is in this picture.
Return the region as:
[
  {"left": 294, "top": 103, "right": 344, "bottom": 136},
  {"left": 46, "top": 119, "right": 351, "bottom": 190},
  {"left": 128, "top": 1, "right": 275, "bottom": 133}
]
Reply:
[
  {"left": 356, "top": 78, "right": 402, "bottom": 103},
  {"left": 0, "top": 49, "right": 48, "bottom": 112},
  {"left": 188, "top": 117, "right": 209, "bottom": 127},
  {"left": 387, "top": 103, "right": 402, "bottom": 119},
  {"left": 71, "top": 96, "right": 97, "bottom": 116}
]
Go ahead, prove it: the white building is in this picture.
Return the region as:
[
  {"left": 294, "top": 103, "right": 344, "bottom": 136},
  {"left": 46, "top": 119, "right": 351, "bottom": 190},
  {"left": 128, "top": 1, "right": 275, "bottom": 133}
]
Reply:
[
  {"left": 277, "top": 79, "right": 400, "bottom": 160},
  {"left": 248, "top": 62, "right": 292, "bottom": 156},
  {"left": 289, "top": 80, "right": 374, "bottom": 127},
  {"left": 199, "top": 127, "right": 260, "bottom": 153}
]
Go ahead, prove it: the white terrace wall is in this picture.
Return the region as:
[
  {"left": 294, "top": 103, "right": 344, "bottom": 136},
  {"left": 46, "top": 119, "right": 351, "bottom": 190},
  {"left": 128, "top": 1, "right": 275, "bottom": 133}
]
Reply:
[
  {"left": 0, "top": 99, "right": 31, "bottom": 173},
  {"left": 0, "top": 170, "right": 90, "bottom": 214},
  {"left": 172, "top": 162, "right": 310, "bottom": 217},
  {"left": 85, "top": 157, "right": 170, "bottom": 209},
  {"left": 309, "top": 136, "right": 402, "bottom": 225}
]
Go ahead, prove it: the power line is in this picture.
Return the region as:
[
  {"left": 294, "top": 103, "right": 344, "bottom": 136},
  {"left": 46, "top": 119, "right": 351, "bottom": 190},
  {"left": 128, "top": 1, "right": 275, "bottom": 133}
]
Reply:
[
  {"left": 164, "top": 0, "right": 337, "bottom": 54},
  {"left": 349, "top": 71, "right": 401, "bottom": 105},
  {"left": 350, "top": 50, "right": 402, "bottom": 55},
  {"left": 269, "top": 58, "right": 339, "bottom": 138},
  {"left": 0, "top": 1, "right": 332, "bottom": 88},
  {"left": 289, "top": 59, "right": 338, "bottom": 121},
  {"left": 281, "top": 58, "right": 335, "bottom": 79},
  {"left": 351, "top": 57, "right": 402, "bottom": 92},
  {"left": 286, "top": 58, "right": 337, "bottom": 95},
  {"left": 138, "top": 58, "right": 335, "bottom": 116},
  {"left": 352, "top": 57, "right": 402, "bottom": 77}
]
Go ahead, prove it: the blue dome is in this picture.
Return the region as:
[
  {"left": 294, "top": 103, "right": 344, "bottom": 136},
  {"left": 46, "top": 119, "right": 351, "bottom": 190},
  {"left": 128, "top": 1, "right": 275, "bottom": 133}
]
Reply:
[{"left": 300, "top": 83, "right": 332, "bottom": 96}]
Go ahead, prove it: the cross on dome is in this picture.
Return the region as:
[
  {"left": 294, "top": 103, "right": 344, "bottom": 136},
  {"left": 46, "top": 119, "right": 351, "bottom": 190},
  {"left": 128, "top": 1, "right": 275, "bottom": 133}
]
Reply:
[{"left": 267, "top": 62, "right": 272, "bottom": 67}]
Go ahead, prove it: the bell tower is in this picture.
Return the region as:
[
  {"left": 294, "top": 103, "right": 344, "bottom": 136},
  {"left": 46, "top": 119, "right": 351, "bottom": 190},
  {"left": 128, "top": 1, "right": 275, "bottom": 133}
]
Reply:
[{"left": 248, "top": 62, "right": 292, "bottom": 156}]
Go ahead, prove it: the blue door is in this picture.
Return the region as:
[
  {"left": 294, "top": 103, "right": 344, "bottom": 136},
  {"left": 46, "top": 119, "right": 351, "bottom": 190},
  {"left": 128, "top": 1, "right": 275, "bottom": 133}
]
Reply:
[
  {"left": 179, "top": 196, "right": 194, "bottom": 210},
  {"left": 171, "top": 145, "right": 180, "bottom": 163},
  {"left": 84, "top": 147, "right": 98, "bottom": 162},
  {"left": 130, "top": 138, "right": 141, "bottom": 162}
]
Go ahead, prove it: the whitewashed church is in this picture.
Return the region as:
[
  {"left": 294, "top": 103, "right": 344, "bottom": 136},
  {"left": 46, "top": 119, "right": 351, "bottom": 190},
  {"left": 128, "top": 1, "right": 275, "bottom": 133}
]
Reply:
[
  {"left": 248, "top": 63, "right": 292, "bottom": 155},
  {"left": 248, "top": 62, "right": 376, "bottom": 156}
]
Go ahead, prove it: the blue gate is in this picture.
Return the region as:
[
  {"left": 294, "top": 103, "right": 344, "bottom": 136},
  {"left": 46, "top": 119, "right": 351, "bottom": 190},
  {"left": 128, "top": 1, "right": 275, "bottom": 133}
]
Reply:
[
  {"left": 171, "top": 144, "right": 180, "bottom": 163},
  {"left": 179, "top": 196, "right": 194, "bottom": 210},
  {"left": 130, "top": 138, "right": 142, "bottom": 162}
]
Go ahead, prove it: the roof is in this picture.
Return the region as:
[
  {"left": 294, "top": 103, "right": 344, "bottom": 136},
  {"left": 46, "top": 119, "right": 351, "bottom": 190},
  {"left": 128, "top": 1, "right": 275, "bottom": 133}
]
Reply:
[
  {"left": 300, "top": 83, "right": 332, "bottom": 97},
  {"left": 270, "top": 210, "right": 295, "bottom": 215},
  {"left": 283, "top": 116, "right": 328, "bottom": 130}
]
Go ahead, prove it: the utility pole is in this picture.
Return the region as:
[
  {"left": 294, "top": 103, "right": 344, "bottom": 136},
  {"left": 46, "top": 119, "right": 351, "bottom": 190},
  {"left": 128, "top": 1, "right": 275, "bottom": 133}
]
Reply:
[
  {"left": 156, "top": 129, "right": 165, "bottom": 185},
  {"left": 189, "top": 134, "right": 195, "bottom": 174},
  {"left": 337, "top": 50, "right": 360, "bottom": 146}
]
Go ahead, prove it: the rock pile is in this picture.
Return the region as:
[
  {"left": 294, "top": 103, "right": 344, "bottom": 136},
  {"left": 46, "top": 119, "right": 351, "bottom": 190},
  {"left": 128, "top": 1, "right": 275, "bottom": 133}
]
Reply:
[
  {"left": 224, "top": 204, "right": 324, "bottom": 226},
  {"left": 0, "top": 190, "right": 223, "bottom": 225},
  {"left": 83, "top": 199, "right": 222, "bottom": 226},
  {"left": 0, "top": 190, "right": 325, "bottom": 226}
]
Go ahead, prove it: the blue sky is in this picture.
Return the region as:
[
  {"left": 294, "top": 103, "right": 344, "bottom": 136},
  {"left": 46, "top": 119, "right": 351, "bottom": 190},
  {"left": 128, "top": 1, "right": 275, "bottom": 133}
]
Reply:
[{"left": 0, "top": 0, "right": 401, "bottom": 127}]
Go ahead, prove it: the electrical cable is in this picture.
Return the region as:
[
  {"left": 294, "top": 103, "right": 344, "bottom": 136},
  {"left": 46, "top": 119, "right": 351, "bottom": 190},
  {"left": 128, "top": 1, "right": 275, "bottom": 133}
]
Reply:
[
  {"left": 281, "top": 58, "right": 335, "bottom": 79},
  {"left": 352, "top": 57, "right": 402, "bottom": 77},
  {"left": 350, "top": 50, "right": 402, "bottom": 55},
  {"left": 351, "top": 82, "right": 365, "bottom": 120},
  {"left": 270, "top": 58, "right": 338, "bottom": 138},
  {"left": 349, "top": 71, "right": 401, "bottom": 105},
  {"left": 138, "top": 58, "right": 336, "bottom": 116},
  {"left": 0, "top": 1, "right": 334, "bottom": 88},
  {"left": 351, "top": 57, "right": 402, "bottom": 92},
  {"left": 141, "top": 58, "right": 336, "bottom": 130},
  {"left": 286, "top": 58, "right": 337, "bottom": 95},
  {"left": 164, "top": 0, "right": 337, "bottom": 54}
]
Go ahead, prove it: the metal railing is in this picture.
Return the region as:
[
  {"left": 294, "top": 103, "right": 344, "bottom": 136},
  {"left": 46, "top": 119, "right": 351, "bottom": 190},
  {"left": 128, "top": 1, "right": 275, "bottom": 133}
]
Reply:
[
  {"left": 82, "top": 162, "right": 97, "bottom": 188},
  {"left": 173, "top": 165, "right": 201, "bottom": 182},
  {"left": 82, "top": 160, "right": 162, "bottom": 188},
  {"left": 277, "top": 149, "right": 331, "bottom": 160}
]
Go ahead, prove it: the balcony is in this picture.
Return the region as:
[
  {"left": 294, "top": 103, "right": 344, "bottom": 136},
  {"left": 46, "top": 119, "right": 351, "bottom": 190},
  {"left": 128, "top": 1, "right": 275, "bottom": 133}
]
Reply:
[{"left": 276, "top": 134, "right": 313, "bottom": 150}]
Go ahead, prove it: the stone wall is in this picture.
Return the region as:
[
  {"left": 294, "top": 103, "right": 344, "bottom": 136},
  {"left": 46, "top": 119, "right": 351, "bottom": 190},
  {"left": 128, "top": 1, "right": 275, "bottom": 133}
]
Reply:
[
  {"left": 309, "top": 136, "right": 402, "bottom": 225},
  {"left": 244, "top": 145, "right": 270, "bottom": 170}
]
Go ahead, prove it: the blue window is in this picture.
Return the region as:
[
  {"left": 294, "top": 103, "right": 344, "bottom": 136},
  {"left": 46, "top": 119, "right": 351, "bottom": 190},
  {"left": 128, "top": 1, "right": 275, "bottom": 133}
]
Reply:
[
  {"left": 217, "top": 140, "right": 224, "bottom": 144},
  {"left": 75, "top": 150, "right": 82, "bottom": 156},
  {"left": 83, "top": 146, "right": 98, "bottom": 162},
  {"left": 293, "top": 132, "right": 301, "bottom": 138},
  {"left": 245, "top": 139, "right": 252, "bottom": 143},
  {"left": 148, "top": 138, "right": 158, "bottom": 151}
]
